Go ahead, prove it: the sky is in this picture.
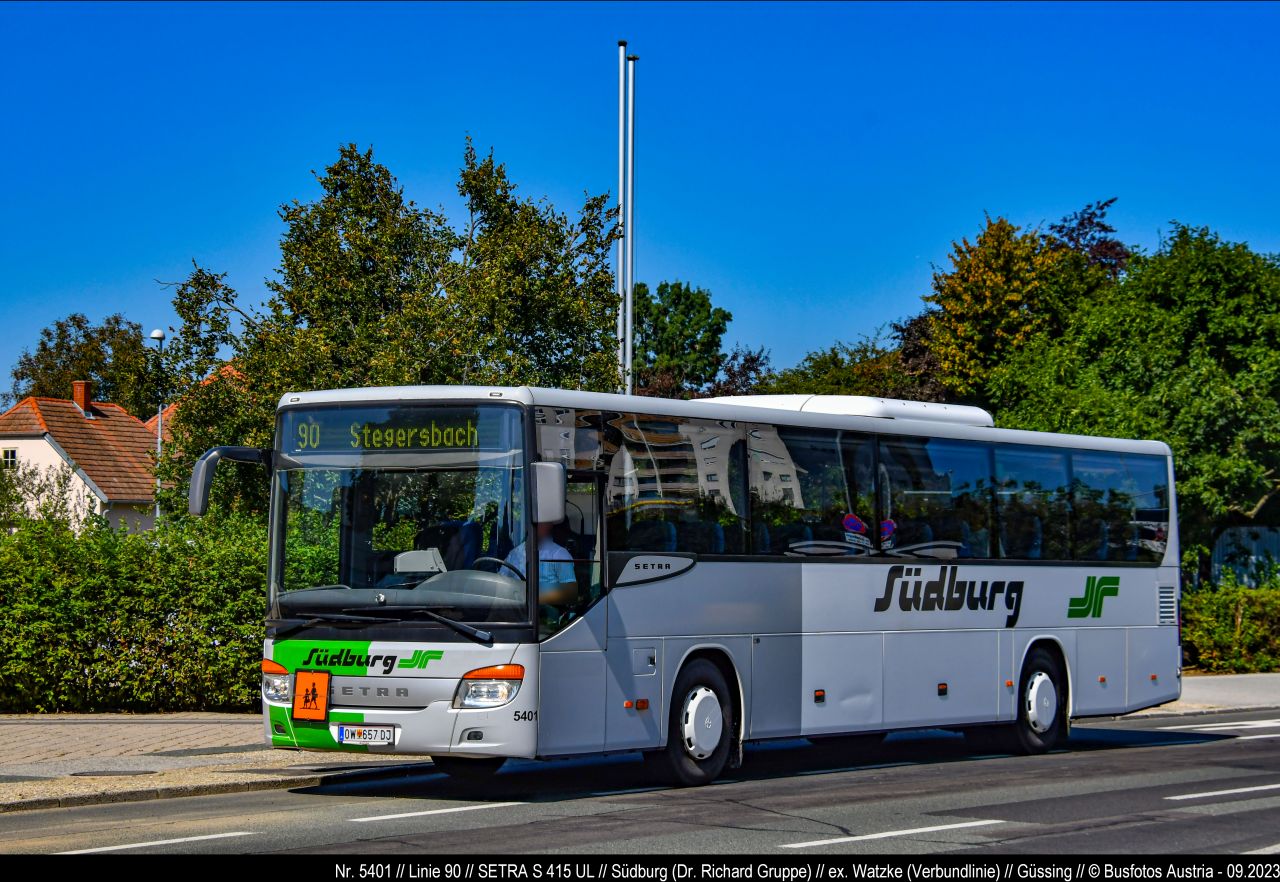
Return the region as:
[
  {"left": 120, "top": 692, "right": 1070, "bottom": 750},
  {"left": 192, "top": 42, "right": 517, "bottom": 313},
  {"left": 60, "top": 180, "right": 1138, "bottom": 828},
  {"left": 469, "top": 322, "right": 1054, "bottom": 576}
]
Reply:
[{"left": 2, "top": 1, "right": 1278, "bottom": 389}]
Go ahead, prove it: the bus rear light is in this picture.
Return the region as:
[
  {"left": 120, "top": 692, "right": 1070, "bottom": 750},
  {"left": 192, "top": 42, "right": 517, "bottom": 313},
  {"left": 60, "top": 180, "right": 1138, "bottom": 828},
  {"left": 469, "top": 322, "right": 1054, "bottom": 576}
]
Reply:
[
  {"left": 454, "top": 664, "right": 524, "bottom": 709},
  {"left": 937, "top": 683, "right": 948, "bottom": 697}
]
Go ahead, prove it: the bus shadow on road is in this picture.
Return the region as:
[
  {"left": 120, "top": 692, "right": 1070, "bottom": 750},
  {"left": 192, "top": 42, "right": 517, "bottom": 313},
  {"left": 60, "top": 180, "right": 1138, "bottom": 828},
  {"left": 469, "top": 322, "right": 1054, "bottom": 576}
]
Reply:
[{"left": 292, "top": 724, "right": 1232, "bottom": 805}]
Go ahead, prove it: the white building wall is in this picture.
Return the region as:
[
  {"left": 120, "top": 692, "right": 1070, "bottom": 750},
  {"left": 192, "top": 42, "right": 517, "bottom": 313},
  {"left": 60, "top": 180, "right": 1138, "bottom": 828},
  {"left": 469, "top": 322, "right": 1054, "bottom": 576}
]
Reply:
[{"left": 2, "top": 436, "right": 103, "bottom": 525}]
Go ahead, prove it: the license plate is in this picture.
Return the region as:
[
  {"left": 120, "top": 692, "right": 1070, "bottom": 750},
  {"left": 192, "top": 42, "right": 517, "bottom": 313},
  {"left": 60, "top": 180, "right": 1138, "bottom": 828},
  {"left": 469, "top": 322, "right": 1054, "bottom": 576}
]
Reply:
[{"left": 337, "top": 725, "right": 395, "bottom": 746}]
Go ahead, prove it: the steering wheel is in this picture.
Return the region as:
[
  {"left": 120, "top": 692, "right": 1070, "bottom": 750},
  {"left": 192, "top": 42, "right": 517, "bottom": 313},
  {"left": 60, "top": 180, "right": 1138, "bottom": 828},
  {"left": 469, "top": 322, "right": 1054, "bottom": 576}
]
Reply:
[{"left": 473, "top": 556, "right": 525, "bottom": 580}]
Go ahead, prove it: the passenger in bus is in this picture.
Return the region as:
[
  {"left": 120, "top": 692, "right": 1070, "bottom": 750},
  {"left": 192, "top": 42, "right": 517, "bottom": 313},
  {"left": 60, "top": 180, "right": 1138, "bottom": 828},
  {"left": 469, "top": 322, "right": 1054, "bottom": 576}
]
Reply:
[{"left": 504, "top": 519, "right": 577, "bottom": 605}]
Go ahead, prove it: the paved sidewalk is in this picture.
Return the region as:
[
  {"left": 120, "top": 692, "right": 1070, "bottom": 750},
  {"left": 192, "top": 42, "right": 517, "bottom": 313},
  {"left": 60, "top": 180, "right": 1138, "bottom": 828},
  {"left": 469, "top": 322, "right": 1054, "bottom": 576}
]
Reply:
[
  {"left": 3, "top": 673, "right": 1277, "bottom": 813},
  {"left": 1135, "top": 672, "right": 1280, "bottom": 715},
  {"left": 0, "top": 713, "right": 426, "bottom": 813}
]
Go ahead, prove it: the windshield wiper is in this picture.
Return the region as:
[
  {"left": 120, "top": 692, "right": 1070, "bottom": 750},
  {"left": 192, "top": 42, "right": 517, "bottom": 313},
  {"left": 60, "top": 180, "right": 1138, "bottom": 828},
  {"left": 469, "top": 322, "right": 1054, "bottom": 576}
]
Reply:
[
  {"left": 344, "top": 606, "right": 493, "bottom": 645},
  {"left": 269, "top": 612, "right": 397, "bottom": 640}
]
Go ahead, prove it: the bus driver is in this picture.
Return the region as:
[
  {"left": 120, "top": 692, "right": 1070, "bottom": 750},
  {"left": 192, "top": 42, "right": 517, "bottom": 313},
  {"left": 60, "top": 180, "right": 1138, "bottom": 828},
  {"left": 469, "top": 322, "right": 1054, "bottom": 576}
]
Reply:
[{"left": 504, "top": 520, "right": 577, "bottom": 605}]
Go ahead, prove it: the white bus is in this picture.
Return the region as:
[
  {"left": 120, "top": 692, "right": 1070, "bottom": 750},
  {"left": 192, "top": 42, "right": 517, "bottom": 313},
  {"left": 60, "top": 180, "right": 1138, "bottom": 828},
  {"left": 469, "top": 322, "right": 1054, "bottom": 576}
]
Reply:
[{"left": 190, "top": 386, "right": 1181, "bottom": 786}]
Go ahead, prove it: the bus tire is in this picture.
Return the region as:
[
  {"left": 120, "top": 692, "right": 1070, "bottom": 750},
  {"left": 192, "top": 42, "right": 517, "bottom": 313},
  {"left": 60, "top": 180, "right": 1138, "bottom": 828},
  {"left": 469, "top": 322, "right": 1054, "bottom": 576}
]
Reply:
[
  {"left": 649, "top": 659, "right": 734, "bottom": 787},
  {"left": 1008, "top": 646, "right": 1069, "bottom": 754},
  {"left": 432, "top": 755, "right": 505, "bottom": 781}
]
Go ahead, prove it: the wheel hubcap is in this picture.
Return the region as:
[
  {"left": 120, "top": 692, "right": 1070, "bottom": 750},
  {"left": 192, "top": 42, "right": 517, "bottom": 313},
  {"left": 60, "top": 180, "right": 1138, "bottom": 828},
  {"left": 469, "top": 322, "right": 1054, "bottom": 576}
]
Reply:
[
  {"left": 681, "top": 686, "right": 723, "bottom": 760},
  {"left": 1025, "top": 671, "right": 1057, "bottom": 733}
]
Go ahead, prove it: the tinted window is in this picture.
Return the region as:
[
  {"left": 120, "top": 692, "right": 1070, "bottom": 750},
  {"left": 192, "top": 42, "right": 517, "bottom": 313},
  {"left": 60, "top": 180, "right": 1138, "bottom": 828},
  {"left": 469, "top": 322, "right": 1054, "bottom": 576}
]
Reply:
[
  {"left": 602, "top": 413, "right": 747, "bottom": 555},
  {"left": 995, "top": 446, "right": 1071, "bottom": 560},
  {"left": 535, "top": 407, "right": 604, "bottom": 471},
  {"left": 749, "top": 428, "right": 876, "bottom": 556},
  {"left": 879, "top": 437, "right": 993, "bottom": 559},
  {"left": 1072, "top": 451, "right": 1169, "bottom": 563}
]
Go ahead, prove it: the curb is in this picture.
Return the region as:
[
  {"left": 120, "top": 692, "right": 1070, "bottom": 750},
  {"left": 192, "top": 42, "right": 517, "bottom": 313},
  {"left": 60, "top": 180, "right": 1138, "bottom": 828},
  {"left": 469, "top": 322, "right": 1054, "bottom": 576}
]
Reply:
[
  {"left": 0, "top": 761, "right": 437, "bottom": 815},
  {"left": 1114, "top": 704, "right": 1280, "bottom": 721}
]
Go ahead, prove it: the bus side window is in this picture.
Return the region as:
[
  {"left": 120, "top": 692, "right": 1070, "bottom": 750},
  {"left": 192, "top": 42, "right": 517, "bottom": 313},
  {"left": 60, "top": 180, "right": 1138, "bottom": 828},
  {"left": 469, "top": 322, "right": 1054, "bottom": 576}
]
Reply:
[
  {"left": 878, "top": 436, "right": 993, "bottom": 560},
  {"left": 1071, "top": 451, "right": 1169, "bottom": 563},
  {"left": 602, "top": 412, "right": 746, "bottom": 557},
  {"left": 995, "top": 446, "right": 1071, "bottom": 561},
  {"left": 752, "top": 426, "right": 855, "bottom": 557}
]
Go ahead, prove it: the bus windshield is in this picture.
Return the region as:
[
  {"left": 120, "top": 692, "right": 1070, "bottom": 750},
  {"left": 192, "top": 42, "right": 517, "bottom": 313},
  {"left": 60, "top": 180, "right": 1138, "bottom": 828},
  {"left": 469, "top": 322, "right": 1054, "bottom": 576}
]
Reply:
[{"left": 271, "top": 404, "right": 529, "bottom": 624}]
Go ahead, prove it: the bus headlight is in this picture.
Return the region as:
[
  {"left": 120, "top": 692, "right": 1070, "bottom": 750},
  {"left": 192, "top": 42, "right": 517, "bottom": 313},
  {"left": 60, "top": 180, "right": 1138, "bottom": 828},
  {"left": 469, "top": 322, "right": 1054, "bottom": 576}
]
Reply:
[
  {"left": 262, "top": 659, "right": 291, "bottom": 703},
  {"left": 453, "top": 664, "right": 524, "bottom": 709}
]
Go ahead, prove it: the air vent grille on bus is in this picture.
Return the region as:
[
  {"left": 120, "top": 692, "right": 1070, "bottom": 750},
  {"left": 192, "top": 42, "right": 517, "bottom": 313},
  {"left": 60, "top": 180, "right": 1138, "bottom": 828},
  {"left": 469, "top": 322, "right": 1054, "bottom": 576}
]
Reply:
[{"left": 1157, "top": 585, "right": 1178, "bottom": 625}]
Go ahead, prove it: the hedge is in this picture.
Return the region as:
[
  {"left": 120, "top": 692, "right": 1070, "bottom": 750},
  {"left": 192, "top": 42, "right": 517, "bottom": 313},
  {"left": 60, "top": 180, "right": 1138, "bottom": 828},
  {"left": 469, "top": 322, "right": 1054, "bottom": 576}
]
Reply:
[
  {"left": 0, "top": 514, "right": 267, "bottom": 712},
  {"left": 1181, "top": 574, "right": 1280, "bottom": 673}
]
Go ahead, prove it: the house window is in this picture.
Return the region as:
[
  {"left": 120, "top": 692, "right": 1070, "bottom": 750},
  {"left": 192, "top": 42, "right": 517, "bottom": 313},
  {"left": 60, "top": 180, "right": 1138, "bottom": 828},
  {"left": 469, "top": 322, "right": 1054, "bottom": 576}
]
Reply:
[{"left": 1, "top": 449, "right": 15, "bottom": 469}]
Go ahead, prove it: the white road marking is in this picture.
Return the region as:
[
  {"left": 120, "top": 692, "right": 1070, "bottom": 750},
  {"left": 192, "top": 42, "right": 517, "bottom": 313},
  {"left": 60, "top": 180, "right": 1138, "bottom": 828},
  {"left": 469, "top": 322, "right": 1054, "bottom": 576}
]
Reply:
[
  {"left": 1235, "top": 734, "right": 1280, "bottom": 741},
  {"left": 350, "top": 801, "right": 523, "bottom": 822},
  {"left": 1166, "top": 782, "right": 1280, "bottom": 801},
  {"left": 781, "top": 819, "right": 1004, "bottom": 849},
  {"left": 1246, "top": 843, "right": 1280, "bottom": 855},
  {"left": 56, "top": 832, "right": 259, "bottom": 854},
  {"left": 1159, "top": 718, "right": 1280, "bottom": 731}
]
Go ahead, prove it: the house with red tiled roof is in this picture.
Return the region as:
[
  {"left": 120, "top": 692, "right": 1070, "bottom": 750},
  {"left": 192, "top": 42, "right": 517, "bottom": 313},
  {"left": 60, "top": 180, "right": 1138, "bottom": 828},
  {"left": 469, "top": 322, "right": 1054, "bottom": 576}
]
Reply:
[{"left": 0, "top": 380, "right": 158, "bottom": 530}]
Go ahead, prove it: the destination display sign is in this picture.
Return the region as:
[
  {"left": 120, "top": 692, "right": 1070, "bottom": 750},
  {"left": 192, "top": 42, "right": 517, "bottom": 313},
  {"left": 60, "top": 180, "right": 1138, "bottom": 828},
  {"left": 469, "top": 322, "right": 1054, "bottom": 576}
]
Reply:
[{"left": 281, "top": 405, "right": 520, "bottom": 455}]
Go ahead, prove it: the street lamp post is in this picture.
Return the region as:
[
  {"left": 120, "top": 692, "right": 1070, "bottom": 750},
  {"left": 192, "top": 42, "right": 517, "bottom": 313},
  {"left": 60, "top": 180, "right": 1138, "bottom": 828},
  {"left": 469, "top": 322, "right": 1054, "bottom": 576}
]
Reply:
[{"left": 148, "top": 329, "right": 165, "bottom": 521}]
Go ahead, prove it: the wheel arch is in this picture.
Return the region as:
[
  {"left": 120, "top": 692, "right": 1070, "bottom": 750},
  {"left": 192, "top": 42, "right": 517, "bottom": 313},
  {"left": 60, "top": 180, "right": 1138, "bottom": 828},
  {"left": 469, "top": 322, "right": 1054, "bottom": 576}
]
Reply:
[
  {"left": 1017, "top": 635, "right": 1073, "bottom": 718},
  {"left": 668, "top": 643, "right": 746, "bottom": 747}
]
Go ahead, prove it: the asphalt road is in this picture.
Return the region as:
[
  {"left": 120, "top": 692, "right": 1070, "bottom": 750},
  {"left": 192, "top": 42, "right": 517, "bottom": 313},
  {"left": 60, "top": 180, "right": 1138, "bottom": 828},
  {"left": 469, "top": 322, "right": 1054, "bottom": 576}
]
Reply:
[{"left": 6, "top": 709, "right": 1280, "bottom": 855}]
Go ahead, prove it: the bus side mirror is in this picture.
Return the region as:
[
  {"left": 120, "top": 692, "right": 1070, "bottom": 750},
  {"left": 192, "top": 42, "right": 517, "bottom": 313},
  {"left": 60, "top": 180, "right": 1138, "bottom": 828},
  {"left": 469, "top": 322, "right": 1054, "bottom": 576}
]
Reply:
[
  {"left": 530, "top": 461, "right": 566, "bottom": 525},
  {"left": 189, "top": 446, "right": 272, "bottom": 516}
]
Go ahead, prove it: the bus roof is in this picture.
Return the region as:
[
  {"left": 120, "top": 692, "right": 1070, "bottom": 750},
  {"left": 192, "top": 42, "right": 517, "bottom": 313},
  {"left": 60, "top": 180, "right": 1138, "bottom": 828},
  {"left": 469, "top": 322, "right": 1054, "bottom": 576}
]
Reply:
[{"left": 277, "top": 385, "right": 1173, "bottom": 457}]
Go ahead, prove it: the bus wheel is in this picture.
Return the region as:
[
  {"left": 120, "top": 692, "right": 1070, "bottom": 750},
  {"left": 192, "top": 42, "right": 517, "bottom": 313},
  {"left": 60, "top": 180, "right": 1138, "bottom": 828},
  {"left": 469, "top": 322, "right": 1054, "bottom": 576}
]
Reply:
[
  {"left": 649, "top": 659, "right": 734, "bottom": 787},
  {"left": 432, "top": 755, "right": 505, "bottom": 781},
  {"left": 1009, "top": 647, "right": 1069, "bottom": 754}
]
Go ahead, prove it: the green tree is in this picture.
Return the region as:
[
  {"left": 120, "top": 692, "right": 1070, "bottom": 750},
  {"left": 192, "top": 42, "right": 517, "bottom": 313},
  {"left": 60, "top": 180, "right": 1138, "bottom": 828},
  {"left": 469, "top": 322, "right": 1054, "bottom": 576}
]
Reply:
[
  {"left": 924, "top": 202, "right": 1125, "bottom": 404},
  {"left": 159, "top": 141, "right": 620, "bottom": 513},
  {"left": 633, "top": 280, "right": 732, "bottom": 397},
  {"left": 989, "top": 224, "right": 1280, "bottom": 572},
  {"left": 6, "top": 313, "right": 169, "bottom": 419},
  {"left": 760, "top": 332, "right": 914, "bottom": 398}
]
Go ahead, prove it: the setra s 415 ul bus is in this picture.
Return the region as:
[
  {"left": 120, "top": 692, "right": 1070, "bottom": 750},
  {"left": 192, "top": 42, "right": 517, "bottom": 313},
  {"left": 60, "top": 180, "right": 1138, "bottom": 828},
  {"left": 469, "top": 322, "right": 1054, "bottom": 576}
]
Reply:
[{"left": 189, "top": 386, "right": 1180, "bottom": 785}]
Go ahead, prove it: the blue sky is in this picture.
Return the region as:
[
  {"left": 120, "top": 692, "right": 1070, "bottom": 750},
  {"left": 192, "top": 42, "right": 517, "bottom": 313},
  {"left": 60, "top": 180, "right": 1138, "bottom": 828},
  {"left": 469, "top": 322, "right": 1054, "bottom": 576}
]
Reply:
[{"left": 2, "top": 1, "right": 1277, "bottom": 388}]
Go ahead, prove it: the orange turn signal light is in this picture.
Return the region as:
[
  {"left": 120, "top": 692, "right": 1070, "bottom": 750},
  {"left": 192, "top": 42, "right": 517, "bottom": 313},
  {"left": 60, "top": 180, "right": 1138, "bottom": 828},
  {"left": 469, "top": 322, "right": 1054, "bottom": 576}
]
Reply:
[
  {"left": 636, "top": 699, "right": 650, "bottom": 711},
  {"left": 262, "top": 659, "right": 288, "bottom": 675},
  {"left": 1005, "top": 680, "right": 1014, "bottom": 688},
  {"left": 463, "top": 664, "right": 525, "bottom": 680},
  {"left": 1098, "top": 676, "right": 1107, "bottom": 684}
]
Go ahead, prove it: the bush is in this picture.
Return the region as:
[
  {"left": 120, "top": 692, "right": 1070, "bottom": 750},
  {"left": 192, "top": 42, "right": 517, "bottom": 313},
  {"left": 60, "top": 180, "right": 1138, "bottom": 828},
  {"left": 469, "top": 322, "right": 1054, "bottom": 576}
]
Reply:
[
  {"left": 1182, "top": 572, "right": 1280, "bottom": 673},
  {"left": 0, "top": 513, "right": 267, "bottom": 712}
]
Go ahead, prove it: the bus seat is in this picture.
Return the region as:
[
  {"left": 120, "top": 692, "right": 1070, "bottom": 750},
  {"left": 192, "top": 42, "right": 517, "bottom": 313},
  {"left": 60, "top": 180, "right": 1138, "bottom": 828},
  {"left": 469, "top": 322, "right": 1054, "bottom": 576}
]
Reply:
[
  {"left": 1124, "top": 524, "right": 1140, "bottom": 561},
  {"left": 754, "top": 521, "right": 771, "bottom": 554},
  {"left": 629, "top": 519, "right": 676, "bottom": 552},
  {"left": 771, "top": 523, "right": 813, "bottom": 553},
  {"left": 1088, "top": 522, "right": 1109, "bottom": 560},
  {"left": 677, "top": 521, "right": 725, "bottom": 555},
  {"left": 444, "top": 520, "right": 483, "bottom": 570}
]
